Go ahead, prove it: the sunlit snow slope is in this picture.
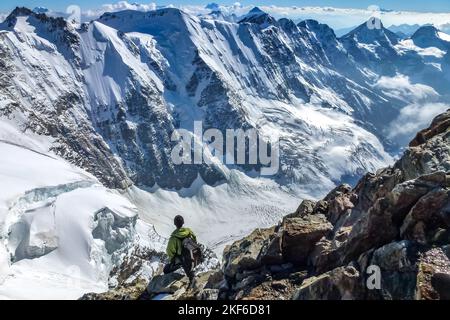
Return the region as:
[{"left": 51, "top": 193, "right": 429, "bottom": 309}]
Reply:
[{"left": 0, "top": 119, "right": 162, "bottom": 299}]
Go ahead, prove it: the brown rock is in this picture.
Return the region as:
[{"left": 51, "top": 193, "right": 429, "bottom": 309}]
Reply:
[
  {"left": 284, "top": 199, "right": 316, "bottom": 220},
  {"left": 293, "top": 266, "right": 362, "bottom": 300},
  {"left": 259, "top": 235, "right": 283, "bottom": 265},
  {"left": 281, "top": 215, "right": 333, "bottom": 265},
  {"left": 401, "top": 188, "right": 450, "bottom": 241},
  {"left": 147, "top": 272, "right": 188, "bottom": 295},
  {"left": 223, "top": 227, "right": 275, "bottom": 278},
  {"left": 416, "top": 247, "right": 450, "bottom": 300},
  {"left": 328, "top": 192, "right": 354, "bottom": 225},
  {"left": 410, "top": 111, "right": 450, "bottom": 147},
  {"left": 79, "top": 277, "right": 148, "bottom": 300}
]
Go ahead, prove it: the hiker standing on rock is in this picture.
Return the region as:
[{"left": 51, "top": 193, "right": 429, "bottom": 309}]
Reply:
[{"left": 164, "top": 215, "right": 202, "bottom": 282}]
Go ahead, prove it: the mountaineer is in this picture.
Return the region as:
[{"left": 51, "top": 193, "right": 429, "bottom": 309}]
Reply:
[{"left": 163, "top": 215, "right": 202, "bottom": 282}]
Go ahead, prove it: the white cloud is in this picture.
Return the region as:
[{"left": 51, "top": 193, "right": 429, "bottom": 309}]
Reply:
[
  {"left": 375, "top": 75, "right": 439, "bottom": 103},
  {"left": 83, "top": 1, "right": 157, "bottom": 19},
  {"left": 376, "top": 75, "right": 447, "bottom": 145},
  {"left": 387, "top": 103, "right": 449, "bottom": 144},
  {"left": 101, "top": 1, "right": 157, "bottom": 12}
]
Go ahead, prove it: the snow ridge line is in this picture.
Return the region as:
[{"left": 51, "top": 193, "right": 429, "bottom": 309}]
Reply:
[{"left": 0, "top": 139, "right": 57, "bottom": 160}]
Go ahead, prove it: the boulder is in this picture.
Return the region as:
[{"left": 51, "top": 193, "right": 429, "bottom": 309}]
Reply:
[
  {"left": 146, "top": 272, "right": 189, "bottom": 295},
  {"left": 284, "top": 199, "right": 316, "bottom": 220},
  {"left": 416, "top": 247, "right": 450, "bottom": 300},
  {"left": 223, "top": 227, "right": 275, "bottom": 278},
  {"left": 352, "top": 168, "right": 404, "bottom": 213},
  {"left": 324, "top": 184, "right": 353, "bottom": 201},
  {"left": 386, "top": 173, "right": 443, "bottom": 224},
  {"left": 181, "top": 270, "right": 225, "bottom": 300},
  {"left": 280, "top": 214, "right": 333, "bottom": 265},
  {"left": 238, "top": 278, "right": 298, "bottom": 300},
  {"left": 79, "top": 277, "right": 148, "bottom": 300},
  {"left": 341, "top": 197, "right": 397, "bottom": 263},
  {"left": 409, "top": 110, "right": 450, "bottom": 147},
  {"left": 293, "top": 266, "right": 362, "bottom": 300},
  {"left": 258, "top": 235, "right": 283, "bottom": 265},
  {"left": 310, "top": 238, "right": 339, "bottom": 273},
  {"left": 431, "top": 273, "right": 450, "bottom": 300},
  {"left": 399, "top": 111, "right": 450, "bottom": 181},
  {"left": 313, "top": 200, "right": 329, "bottom": 215},
  {"left": 401, "top": 188, "right": 450, "bottom": 243},
  {"left": 328, "top": 191, "right": 354, "bottom": 225},
  {"left": 340, "top": 173, "right": 446, "bottom": 263},
  {"left": 367, "top": 241, "right": 420, "bottom": 300}
]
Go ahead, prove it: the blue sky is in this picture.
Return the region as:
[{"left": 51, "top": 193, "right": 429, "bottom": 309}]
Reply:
[{"left": 1, "top": 0, "right": 450, "bottom": 13}]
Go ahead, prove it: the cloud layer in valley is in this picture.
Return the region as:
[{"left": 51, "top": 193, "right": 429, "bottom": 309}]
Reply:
[
  {"left": 387, "top": 103, "right": 449, "bottom": 145},
  {"left": 376, "top": 75, "right": 449, "bottom": 146}
]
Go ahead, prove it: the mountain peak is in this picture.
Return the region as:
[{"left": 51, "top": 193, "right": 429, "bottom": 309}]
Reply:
[
  {"left": 98, "top": 7, "right": 188, "bottom": 29},
  {"left": 412, "top": 25, "right": 439, "bottom": 39},
  {"left": 33, "top": 7, "right": 49, "bottom": 14},
  {"left": 278, "top": 18, "right": 297, "bottom": 33},
  {"left": 412, "top": 25, "right": 450, "bottom": 50},
  {"left": 205, "top": 2, "right": 220, "bottom": 12},
  {"left": 298, "top": 19, "right": 337, "bottom": 42},
  {"left": 3, "top": 6, "right": 33, "bottom": 25},
  {"left": 238, "top": 7, "right": 276, "bottom": 27},
  {"left": 248, "top": 7, "right": 265, "bottom": 15},
  {"left": 341, "top": 18, "right": 399, "bottom": 45},
  {"left": 1, "top": 6, "right": 71, "bottom": 33}
]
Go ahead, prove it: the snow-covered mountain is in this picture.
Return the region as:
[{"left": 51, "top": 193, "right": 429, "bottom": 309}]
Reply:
[
  {"left": 0, "top": 6, "right": 449, "bottom": 298},
  {"left": 388, "top": 24, "right": 422, "bottom": 38},
  {"left": 411, "top": 25, "right": 450, "bottom": 51}
]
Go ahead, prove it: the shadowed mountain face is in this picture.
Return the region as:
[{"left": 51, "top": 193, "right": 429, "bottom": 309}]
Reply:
[
  {"left": 412, "top": 25, "right": 450, "bottom": 51},
  {"left": 0, "top": 6, "right": 449, "bottom": 192}
]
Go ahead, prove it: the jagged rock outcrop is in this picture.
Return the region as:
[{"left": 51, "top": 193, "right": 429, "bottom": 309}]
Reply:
[
  {"left": 214, "top": 110, "right": 450, "bottom": 300},
  {"left": 293, "top": 266, "right": 363, "bottom": 300},
  {"left": 79, "top": 278, "right": 148, "bottom": 300},
  {"left": 279, "top": 215, "right": 333, "bottom": 265}
]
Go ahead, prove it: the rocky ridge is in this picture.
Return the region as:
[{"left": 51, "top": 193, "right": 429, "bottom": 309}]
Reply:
[
  {"left": 213, "top": 109, "right": 450, "bottom": 300},
  {"left": 223, "top": 110, "right": 450, "bottom": 300}
]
